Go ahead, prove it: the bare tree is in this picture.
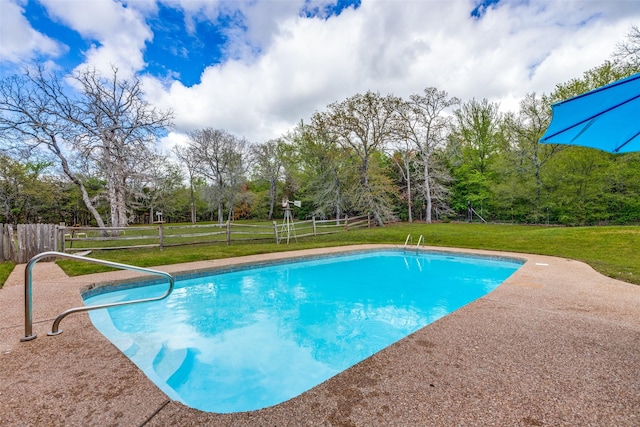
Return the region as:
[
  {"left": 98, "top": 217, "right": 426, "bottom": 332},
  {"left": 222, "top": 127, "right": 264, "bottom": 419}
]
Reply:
[
  {"left": 387, "top": 142, "right": 416, "bottom": 222},
  {"left": 188, "top": 128, "right": 248, "bottom": 224},
  {"left": 71, "top": 67, "right": 173, "bottom": 228},
  {"left": 224, "top": 143, "right": 249, "bottom": 222},
  {"left": 0, "top": 65, "right": 172, "bottom": 229},
  {"left": 173, "top": 144, "right": 200, "bottom": 224},
  {"left": 251, "top": 139, "right": 284, "bottom": 220},
  {"left": 0, "top": 68, "right": 107, "bottom": 227},
  {"left": 129, "top": 153, "right": 183, "bottom": 223},
  {"left": 394, "top": 87, "right": 459, "bottom": 223},
  {"left": 613, "top": 25, "right": 640, "bottom": 69}
]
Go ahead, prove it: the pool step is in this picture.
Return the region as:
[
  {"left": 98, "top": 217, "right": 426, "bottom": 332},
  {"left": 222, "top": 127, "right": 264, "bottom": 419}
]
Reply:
[
  {"left": 167, "top": 348, "right": 199, "bottom": 390},
  {"left": 152, "top": 343, "right": 189, "bottom": 382},
  {"left": 88, "top": 309, "right": 137, "bottom": 355}
]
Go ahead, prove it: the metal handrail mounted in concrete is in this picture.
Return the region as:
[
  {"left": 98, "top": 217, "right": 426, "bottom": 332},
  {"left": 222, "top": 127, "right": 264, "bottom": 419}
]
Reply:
[{"left": 21, "top": 251, "right": 175, "bottom": 342}]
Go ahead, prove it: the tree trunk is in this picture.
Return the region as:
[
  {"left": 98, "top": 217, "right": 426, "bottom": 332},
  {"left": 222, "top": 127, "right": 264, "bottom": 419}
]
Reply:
[
  {"left": 53, "top": 143, "right": 106, "bottom": 229},
  {"left": 107, "top": 180, "right": 118, "bottom": 227},
  {"left": 424, "top": 161, "right": 432, "bottom": 224},
  {"left": 116, "top": 183, "right": 128, "bottom": 227},
  {"left": 373, "top": 210, "right": 384, "bottom": 227},
  {"left": 406, "top": 159, "right": 413, "bottom": 223},
  {"left": 268, "top": 177, "right": 276, "bottom": 220},
  {"left": 189, "top": 181, "right": 196, "bottom": 224},
  {"left": 218, "top": 201, "right": 224, "bottom": 226},
  {"left": 335, "top": 182, "right": 342, "bottom": 225},
  {"left": 78, "top": 180, "right": 106, "bottom": 229}
]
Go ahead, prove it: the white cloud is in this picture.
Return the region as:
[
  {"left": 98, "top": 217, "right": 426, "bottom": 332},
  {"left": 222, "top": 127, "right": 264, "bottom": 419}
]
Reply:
[
  {"left": 143, "top": 0, "right": 640, "bottom": 144},
  {"left": 0, "top": 0, "right": 64, "bottom": 64},
  {"left": 19, "top": 0, "right": 634, "bottom": 144},
  {"left": 40, "top": 0, "right": 152, "bottom": 78},
  {"left": 158, "top": 130, "right": 189, "bottom": 155}
]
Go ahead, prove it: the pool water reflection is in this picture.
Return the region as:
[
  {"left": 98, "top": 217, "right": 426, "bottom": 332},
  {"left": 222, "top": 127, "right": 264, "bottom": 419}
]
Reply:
[{"left": 85, "top": 250, "right": 522, "bottom": 413}]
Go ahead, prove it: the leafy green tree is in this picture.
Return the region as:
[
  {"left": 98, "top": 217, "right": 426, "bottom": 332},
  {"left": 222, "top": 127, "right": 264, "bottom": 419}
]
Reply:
[
  {"left": 313, "top": 91, "right": 399, "bottom": 226},
  {"left": 0, "top": 154, "right": 28, "bottom": 223},
  {"left": 549, "top": 60, "right": 637, "bottom": 105},
  {"left": 0, "top": 155, "right": 63, "bottom": 223},
  {"left": 543, "top": 147, "right": 613, "bottom": 224},
  {"left": 292, "top": 120, "right": 357, "bottom": 222},
  {"left": 448, "top": 98, "right": 503, "bottom": 218},
  {"left": 501, "top": 93, "right": 563, "bottom": 222},
  {"left": 541, "top": 38, "right": 640, "bottom": 225},
  {"left": 605, "top": 154, "right": 640, "bottom": 223},
  {"left": 453, "top": 98, "right": 502, "bottom": 174}
]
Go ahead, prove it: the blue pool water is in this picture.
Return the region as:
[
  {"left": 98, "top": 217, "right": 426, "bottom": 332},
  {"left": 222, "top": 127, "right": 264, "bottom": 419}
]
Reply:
[{"left": 84, "top": 249, "right": 522, "bottom": 413}]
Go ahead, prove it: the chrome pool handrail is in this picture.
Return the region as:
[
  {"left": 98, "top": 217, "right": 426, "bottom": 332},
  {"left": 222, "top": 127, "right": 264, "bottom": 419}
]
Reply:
[
  {"left": 403, "top": 234, "right": 413, "bottom": 250},
  {"left": 416, "top": 235, "right": 425, "bottom": 252},
  {"left": 21, "top": 251, "right": 175, "bottom": 342}
]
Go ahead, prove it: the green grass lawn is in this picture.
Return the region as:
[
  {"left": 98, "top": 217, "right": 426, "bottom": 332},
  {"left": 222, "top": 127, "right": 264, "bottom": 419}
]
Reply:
[
  {"left": 1, "top": 222, "right": 638, "bottom": 288},
  {"left": 0, "top": 261, "right": 14, "bottom": 288}
]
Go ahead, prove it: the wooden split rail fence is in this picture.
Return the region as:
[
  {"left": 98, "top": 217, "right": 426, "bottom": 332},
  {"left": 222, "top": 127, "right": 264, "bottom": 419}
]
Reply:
[{"left": 0, "top": 215, "right": 371, "bottom": 263}]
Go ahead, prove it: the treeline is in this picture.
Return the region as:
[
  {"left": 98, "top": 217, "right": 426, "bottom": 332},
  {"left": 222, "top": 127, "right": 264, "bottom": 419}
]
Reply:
[{"left": 1, "top": 29, "right": 639, "bottom": 227}]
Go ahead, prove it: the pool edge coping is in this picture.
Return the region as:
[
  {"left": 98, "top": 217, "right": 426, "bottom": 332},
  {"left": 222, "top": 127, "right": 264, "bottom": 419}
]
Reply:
[
  {"left": 3, "top": 244, "right": 640, "bottom": 425},
  {"left": 80, "top": 245, "right": 527, "bottom": 299}
]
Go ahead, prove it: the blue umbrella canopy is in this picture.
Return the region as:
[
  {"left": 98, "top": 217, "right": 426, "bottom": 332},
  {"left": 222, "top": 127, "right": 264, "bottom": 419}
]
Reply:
[{"left": 539, "top": 72, "right": 640, "bottom": 153}]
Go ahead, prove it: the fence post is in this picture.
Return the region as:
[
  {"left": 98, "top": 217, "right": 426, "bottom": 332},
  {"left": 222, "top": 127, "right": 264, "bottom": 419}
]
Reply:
[
  {"left": 344, "top": 215, "right": 349, "bottom": 231},
  {"left": 312, "top": 216, "right": 317, "bottom": 236},
  {"left": 158, "top": 222, "right": 164, "bottom": 250},
  {"left": 226, "top": 220, "right": 231, "bottom": 245},
  {"left": 0, "top": 223, "right": 6, "bottom": 262},
  {"left": 17, "top": 224, "right": 25, "bottom": 263},
  {"left": 59, "top": 223, "right": 66, "bottom": 253},
  {"left": 0, "top": 224, "right": 5, "bottom": 262},
  {"left": 1, "top": 223, "right": 10, "bottom": 262},
  {"left": 7, "top": 224, "right": 16, "bottom": 262},
  {"left": 368, "top": 213, "right": 371, "bottom": 228},
  {"left": 54, "top": 224, "right": 59, "bottom": 252},
  {"left": 273, "top": 221, "right": 279, "bottom": 244}
]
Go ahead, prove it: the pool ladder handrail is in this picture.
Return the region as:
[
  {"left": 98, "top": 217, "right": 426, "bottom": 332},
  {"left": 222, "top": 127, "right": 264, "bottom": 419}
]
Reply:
[
  {"left": 403, "top": 234, "right": 413, "bottom": 251},
  {"left": 403, "top": 234, "right": 425, "bottom": 252},
  {"left": 21, "top": 251, "right": 175, "bottom": 342}
]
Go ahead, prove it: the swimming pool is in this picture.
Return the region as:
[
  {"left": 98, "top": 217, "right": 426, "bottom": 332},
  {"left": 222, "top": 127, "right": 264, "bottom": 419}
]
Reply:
[{"left": 84, "top": 249, "right": 522, "bottom": 413}]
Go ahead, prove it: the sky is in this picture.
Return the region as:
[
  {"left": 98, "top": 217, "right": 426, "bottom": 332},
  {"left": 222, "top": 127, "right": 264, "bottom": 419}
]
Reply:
[{"left": 1, "top": 0, "right": 640, "bottom": 150}]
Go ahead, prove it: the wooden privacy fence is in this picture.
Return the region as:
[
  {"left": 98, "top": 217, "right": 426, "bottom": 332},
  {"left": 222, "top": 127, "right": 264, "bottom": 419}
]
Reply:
[{"left": 0, "top": 223, "right": 58, "bottom": 263}]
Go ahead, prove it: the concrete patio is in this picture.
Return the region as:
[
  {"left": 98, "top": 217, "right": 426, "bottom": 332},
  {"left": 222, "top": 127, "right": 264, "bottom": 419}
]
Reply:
[{"left": 1, "top": 245, "right": 639, "bottom": 426}]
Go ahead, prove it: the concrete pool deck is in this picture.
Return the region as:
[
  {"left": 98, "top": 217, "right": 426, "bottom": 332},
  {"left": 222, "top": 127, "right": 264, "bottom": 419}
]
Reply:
[{"left": 1, "top": 245, "right": 639, "bottom": 426}]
